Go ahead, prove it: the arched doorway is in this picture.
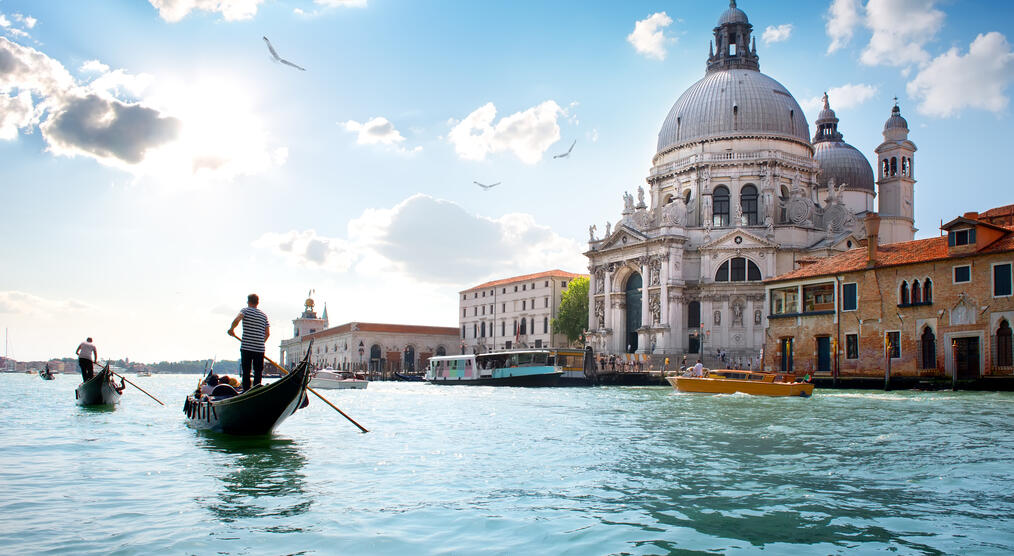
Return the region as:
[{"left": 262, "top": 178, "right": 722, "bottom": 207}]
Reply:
[
  {"left": 998, "top": 320, "right": 1013, "bottom": 368},
  {"left": 403, "top": 346, "right": 416, "bottom": 372},
  {"left": 624, "top": 272, "right": 642, "bottom": 353},
  {"left": 921, "top": 327, "right": 936, "bottom": 369},
  {"left": 436, "top": 345, "right": 447, "bottom": 356},
  {"left": 370, "top": 344, "right": 382, "bottom": 372}
]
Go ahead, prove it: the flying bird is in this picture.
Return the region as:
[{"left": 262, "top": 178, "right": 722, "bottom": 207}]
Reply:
[
  {"left": 262, "top": 36, "right": 306, "bottom": 71},
  {"left": 474, "top": 181, "right": 501, "bottom": 190},
  {"left": 553, "top": 140, "right": 576, "bottom": 159}
]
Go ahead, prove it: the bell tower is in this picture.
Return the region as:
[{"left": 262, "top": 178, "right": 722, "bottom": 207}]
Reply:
[{"left": 875, "top": 100, "right": 917, "bottom": 243}]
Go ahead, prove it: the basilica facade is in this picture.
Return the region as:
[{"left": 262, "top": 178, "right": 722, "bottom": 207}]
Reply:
[{"left": 585, "top": 1, "right": 917, "bottom": 361}]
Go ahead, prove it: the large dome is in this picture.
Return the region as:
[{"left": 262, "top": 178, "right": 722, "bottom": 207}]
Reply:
[
  {"left": 657, "top": 69, "right": 811, "bottom": 154},
  {"left": 814, "top": 141, "right": 875, "bottom": 192}
]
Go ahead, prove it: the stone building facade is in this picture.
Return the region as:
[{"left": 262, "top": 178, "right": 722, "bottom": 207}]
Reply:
[
  {"left": 584, "top": 1, "right": 914, "bottom": 362},
  {"left": 459, "top": 269, "right": 585, "bottom": 353},
  {"left": 763, "top": 208, "right": 1014, "bottom": 381},
  {"left": 279, "top": 295, "right": 458, "bottom": 374}
]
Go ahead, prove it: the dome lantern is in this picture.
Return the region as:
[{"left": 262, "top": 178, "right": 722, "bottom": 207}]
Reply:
[{"left": 708, "top": 0, "right": 759, "bottom": 73}]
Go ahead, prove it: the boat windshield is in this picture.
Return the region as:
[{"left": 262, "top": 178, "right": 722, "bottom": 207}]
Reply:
[{"left": 476, "top": 351, "right": 550, "bottom": 369}]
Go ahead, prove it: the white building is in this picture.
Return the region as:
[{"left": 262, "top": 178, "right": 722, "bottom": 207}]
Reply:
[
  {"left": 459, "top": 270, "right": 586, "bottom": 352},
  {"left": 585, "top": 1, "right": 916, "bottom": 361},
  {"left": 279, "top": 294, "right": 458, "bottom": 374}
]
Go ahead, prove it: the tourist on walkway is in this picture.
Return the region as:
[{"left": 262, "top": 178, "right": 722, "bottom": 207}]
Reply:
[
  {"left": 228, "top": 293, "right": 270, "bottom": 391},
  {"left": 75, "top": 337, "right": 98, "bottom": 381}
]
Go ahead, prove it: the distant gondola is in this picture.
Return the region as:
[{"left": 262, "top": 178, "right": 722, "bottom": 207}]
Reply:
[
  {"left": 183, "top": 345, "right": 312, "bottom": 435},
  {"left": 393, "top": 372, "right": 424, "bottom": 382},
  {"left": 75, "top": 364, "right": 122, "bottom": 406},
  {"left": 39, "top": 365, "right": 55, "bottom": 381}
]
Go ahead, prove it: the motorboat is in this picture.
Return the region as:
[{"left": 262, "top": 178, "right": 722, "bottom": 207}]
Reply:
[
  {"left": 309, "top": 369, "right": 368, "bottom": 390},
  {"left": 667, "top": 369, "right": 814, "bottom": 397}
]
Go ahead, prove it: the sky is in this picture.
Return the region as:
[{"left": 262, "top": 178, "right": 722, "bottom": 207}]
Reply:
[{"left": 1, "top": 0, "right": 1013, "bottom": 362}]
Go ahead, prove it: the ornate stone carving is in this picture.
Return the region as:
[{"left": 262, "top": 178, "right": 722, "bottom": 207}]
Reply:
[
  {"left": 595, "top": 267, "right": 605, "bottom": 294},
  {"left": 588, "top": 224, "right": 597, "bottom": 242},
  {"left": 649, "top": 291, "right": 661, "bottom": 325},
  {"left": 605, "top": 221, "right": 611, "bottom": 237},
  {"left": 754, "top": 309, "right": 762, "bottom": 325},
  {"left": 950, "top": 294, "right": 976, "bottom": 326},
  {"left": 623, "top": 192, "right": 634, "bottom": 212},
  {"left": 714, "top": 310, "right": 721, "bottom": 325},
  {"left": 594, "top": 299, "right": 605, "bottom": 328},
  {"left": 787, "top": 197, "right": 811, "bottom": 226},
  {"left": 732, "top": 299, "right": 744, "bottom": 326},
  {"left": 637, "top": 186, "right": 646, "bottom": 208},
  {"left": 649, "top": 257, "right": 662, "bottom": 286},
  {"left": 663, "top": 195, "right": 687, "bottom": 226}
]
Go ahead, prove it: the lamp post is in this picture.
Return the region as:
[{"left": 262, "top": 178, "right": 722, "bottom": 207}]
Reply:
[{"left": 358, "top": 340, "right": 364, "bottom": 374}]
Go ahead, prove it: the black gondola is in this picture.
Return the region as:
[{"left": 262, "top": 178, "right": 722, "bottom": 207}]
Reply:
[
  {"left": 393, "top": 372, "right": 424, "bottom": 382},
  {"left": 183, "top": 345, "right": 312, "bottom": 435},
  {"left": 39, "top": 365, "right": 55, "bottom": 380},
  {"left": 75, "top": 364, "right": 122, "bottom": 406}
]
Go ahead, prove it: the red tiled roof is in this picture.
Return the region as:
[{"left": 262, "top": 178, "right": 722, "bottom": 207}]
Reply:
[
  {"left": 768, "top": 231, "right": 1014, "bottom": 283},
  {"left": 462, "top": 269, "right": 587, "bottom": 292},
  {"left": 307, "top": 322, "right": 458, "bottom": 340},
  {"left": 980, "top": 204, "right": 1014, "bottom": 219}
]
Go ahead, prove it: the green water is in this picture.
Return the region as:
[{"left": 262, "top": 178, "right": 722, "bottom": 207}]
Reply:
[{"left": 2, "top": 374, "right": 1012, "bottom": 554}]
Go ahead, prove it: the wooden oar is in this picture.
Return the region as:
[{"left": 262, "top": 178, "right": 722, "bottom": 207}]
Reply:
[
  {"left": 230, "top": 337, "right": 368, "bottom": 433},
  {"left": 106, "top": 366, "right": 165, "bottom": 406}
]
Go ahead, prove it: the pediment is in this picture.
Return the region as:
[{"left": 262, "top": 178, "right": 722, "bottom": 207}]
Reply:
[
  {"left": 597, "top": 224, "right": 648, "bottom": 250},
  {"left": 699, "top": 228, "right": 778, "bottom": 251}
]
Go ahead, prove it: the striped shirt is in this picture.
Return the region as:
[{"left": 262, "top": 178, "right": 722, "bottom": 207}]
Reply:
[{"left": 239, "top": 307, "right": 269, "bottom": 353}]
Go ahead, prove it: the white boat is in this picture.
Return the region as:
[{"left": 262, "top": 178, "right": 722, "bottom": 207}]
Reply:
[
  {"left": 309, "top": 369, "right": 368, "bottom": 390},
  {"left": 136, "top": 370, "right": 152, "bottom": 377}
]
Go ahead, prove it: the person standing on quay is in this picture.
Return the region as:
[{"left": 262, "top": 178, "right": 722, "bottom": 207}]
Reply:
[
  {"left": 228, "top": 293, "right": 270, "bottom": 391},
  {"left": 75, "top": 337, "right": 98, "bottom": 381}
]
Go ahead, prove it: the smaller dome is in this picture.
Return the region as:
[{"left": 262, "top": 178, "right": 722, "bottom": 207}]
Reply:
[
  {"left": 814, "top": 141, "right": 875, "bottom": 192},
  {"left": 884, "top": 104, "right": 908, "bottom": 131},
  {"left": 718, "top": 4, "right": 749, "bottom": 26}
]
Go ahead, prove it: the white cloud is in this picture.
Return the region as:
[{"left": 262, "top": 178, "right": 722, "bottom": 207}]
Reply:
[
  {"left": 627, "top": 12, "right": 673, "bottom": 60},
  {"left": 860, "top": 0, "right": 944, "bottom": 67},
  {"left": 315, "top": 0, "right": 367, "bottom": 6},
  {"left": 448, "top": 100, "right": 563, "bottom": 164},
  {"left": 12, "top": 14, "right": 36, "bottom": 29},
  {"left": 0, "top": 291, "right": 94, "bottom": 315},
  {"left": 255, "top": 194, "right": 586, "bottom": 286},
  {"left": 762, "top": 24, "right": 793, "bottom": 45},
  {"left": 907, "top": 32, "right": 1014, "bottom": 117},
  {"left": 0, "top": 37, "right": 285, "bottom": 182},
  {"left": 825, "top": 0, "right": 862, "bottom": 54},
  {"left": 0, "top": 14, "right": 9, "bottom": 27},
  {"left": 800, "top": 83, "right": 878, "bottom": 112},
  {"left": 342, "top": 116, "right": 420, "bottom": 153},
  {"left": 147, "top": 0, "right": 264, "bottom": 22}
]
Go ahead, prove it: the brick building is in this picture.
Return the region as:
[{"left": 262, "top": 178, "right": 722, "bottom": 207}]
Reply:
[{"left": 762, "top": 208, "right": 1014, "bottom": 384}]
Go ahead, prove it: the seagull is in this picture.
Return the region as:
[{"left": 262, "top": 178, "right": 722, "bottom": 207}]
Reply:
[
  {"left": 262, "top": 36, "right": 306, "bottom": 71},
  {"left": 474, "top": 181, "right": 501, "bottom": 190},
  {"left": 553, "top": 140, "right": 576, "bottom": 159}
]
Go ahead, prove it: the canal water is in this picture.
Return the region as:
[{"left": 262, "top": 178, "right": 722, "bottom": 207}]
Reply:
[{"left": 2, "top": 374, "right": 1012, "bottom": 554}]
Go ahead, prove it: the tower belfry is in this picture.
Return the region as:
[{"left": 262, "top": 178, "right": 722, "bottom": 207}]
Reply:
[{"left": 875, "top": 101, "right": 918, "bottom": 243}]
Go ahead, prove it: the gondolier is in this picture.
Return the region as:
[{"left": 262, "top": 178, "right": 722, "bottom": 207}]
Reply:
[
  {"left": 228, "top": 293, "right": 270, "bottom": 391},
  {"left": 75, "top": 337, "right": 98, "bottom": 381}
]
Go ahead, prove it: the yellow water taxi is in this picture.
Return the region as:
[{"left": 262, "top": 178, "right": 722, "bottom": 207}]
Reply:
[{"left": 666, "top": 369, "right": 814, "bottom": 397}]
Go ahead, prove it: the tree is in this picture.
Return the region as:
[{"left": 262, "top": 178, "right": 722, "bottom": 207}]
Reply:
[{"left": 552, "top": 276, "right": 589, "bottom": 345}]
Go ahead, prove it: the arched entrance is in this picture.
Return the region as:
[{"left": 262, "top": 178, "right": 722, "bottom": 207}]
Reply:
[
  {"left": 403, "top": 346, "right": 416, "bottom": 372},
  {"left": 624, "top": 273, "right": 642, "bottom": 353},
  {"left": 370, "top": 344, "right": 382, "bottom": 372}
]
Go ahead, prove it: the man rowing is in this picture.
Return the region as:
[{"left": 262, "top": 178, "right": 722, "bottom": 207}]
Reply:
[{"left": 228, "top": 293, "right": 270, "bottom": 391}]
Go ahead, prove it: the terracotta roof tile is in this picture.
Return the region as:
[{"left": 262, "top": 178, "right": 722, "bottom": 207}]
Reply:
[
  {"left": 463, "top": 269, "right": 587, "bottom": 292},
  {"left": 768, "top": 231, "right": 1014, "bottom": 283}
]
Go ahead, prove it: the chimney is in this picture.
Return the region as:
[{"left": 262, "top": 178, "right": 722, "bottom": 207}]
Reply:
[
  {"left": 963, "top": 211, "right": 979, "bottom": 220},
  {"left": 865, "top": 213, "right": 881, "bottom": 266}
]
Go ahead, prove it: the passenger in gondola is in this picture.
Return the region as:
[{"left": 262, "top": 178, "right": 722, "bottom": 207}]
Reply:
[
  {"left": 75, "top": 337, "right": 98, "bottom": 381},
  {"left": 200, "top": 374, "right": 219, "bottom": 396}
]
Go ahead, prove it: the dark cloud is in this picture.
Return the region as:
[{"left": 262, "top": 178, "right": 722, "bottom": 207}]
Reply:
[{"left": 42, "top": 93, "right": 181, "bottom": 164}]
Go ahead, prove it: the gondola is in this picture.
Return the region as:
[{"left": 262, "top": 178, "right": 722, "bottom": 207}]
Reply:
[
  {"left": 75, "top": 364, "right": 122, "bottom": 406},
  {"left": 183, "top": 346, "right": 312, "bottom": 435},
  {"left": 393, "top": 372, "right": 424, "bottom": 382},
  {"left": 39, "top": 365, "right": 55, "bottom": 380}
]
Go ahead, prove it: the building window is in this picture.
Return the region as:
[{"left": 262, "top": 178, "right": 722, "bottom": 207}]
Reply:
[
  {"left": 899, "top": 281, "right": 910, "bottom": 305},
  {"left": 482, "top": 291, "right": 485, "bottom": 297},
  {"left": 770, "top": 286, "right": 799, "bottom": 315},
  {"left": 954, "top": 265, "right": 971, "bottom": 283},
  {"left": 911, "top": 280, "right": 921, "bottom": 304},
  {"left": 502, "top": 303, "right": 506, "bottom": 312},
  {"left": 997, "top": 319, "right": 1013, "bottom": 368},
  {"left": 481, "top": 322, "right": 486, "bottom": 337},
  {"left": 545, "top": 297, "right": 549, "bottom": 308},
  {"left": 520, "top": 319, "right": 527, "bottom": 335},
  {"left": 845, "top": 334, "right": 858, "bottom": 359},
  {"left": 501, "top": 321, "right": 505, "bottom": 336},
  {"left": 803, "top": 283, "right": 834, "bottom": 312},
  {"left": 948, "top": 228, "right": 975, "bottom": 246},
  {"left": 924, "top": 278, "right": 933, "bottom": 302},
  {"left": 842, "top": 283, "right": 858, "bottom": 311},
  {"left": 740, "top": 184, "right": 759, "bottom": 225},
  {"left": 562, "top": 281, "right": 568, "bottom": 288},
  {"left": 545, "top": 281, "right": 549, "bottom": 287},
  {"left": 715, "top": 257, "right": 761, "bottom": 282},
  {"left": 887, "top": 331, "right": 901, "bottom": 359},
  {"left": 994, "top": 263, "right": 1013, "bottom": 297},
  {"left": 544, "top": 317, "right": 548, "bottom": 334},
  {"left": 522, "top": 300, "right": 526, "bottom": 310},
  {"left": 713, "top": 186, "right": 730, "bottom": 227},
  {"left": 474, "top": 293, "right": 478, "bottom": 299},
  {"left": 473, "top": 324, "right": 477, "bottom": 338},
  {"left": 514, "top": 286, "right": 518, "bottom": 292},
  {"left": 503, "top": 288, "right": 506, "bottom": 294},
  {"left": 463, "top": 294, "right": 466, "bottom": 300},
  {"left": 462, "top": 308, "right": 466, "bottom": 317},
  {"left": 921, "top": 327, "right": 936, "bottom": 369},
  {"left": 461, "top": 325, "right": 465, "bottom": 338}
]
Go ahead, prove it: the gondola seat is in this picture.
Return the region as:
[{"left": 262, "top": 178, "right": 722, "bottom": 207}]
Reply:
[{"left": 210, "top": 384, "right": 240, "bottom": 399}]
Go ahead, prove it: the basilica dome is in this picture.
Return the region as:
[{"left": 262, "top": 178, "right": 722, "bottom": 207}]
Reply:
[
  {"left": 656, "top": 69, "right": 811, "bottom": 154},
  {"left": 812, "top": 93, "right": 875, "bottom": 192}
]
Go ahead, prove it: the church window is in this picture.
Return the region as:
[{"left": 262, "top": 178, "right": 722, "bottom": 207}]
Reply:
[
  {"left": 923, "top": 278, "right": 933, "bottom": 302},
  {"left": 899, "top": 281, "right": 910, "bottom": 305},
  {"left": 954, "top": 265, "right": 971, "bottom": 283},
  {"left": 890, "top": 157, "right": 898, "bottom": 176},
  {"left": 911, "top": 280, "right": 921, "bottom": 304},
  {"left": 715, "top": 257, "right": 761, "bottom": 282},
  {"left": 901, "top": 157, "right": 910, "bottom": 177},
  {"left": 882, "top": 159, "right": 889, "bottom": 178},
  {"left": 740, "top": 184, "right": 759, "bottom": 225},
  {"left": 713, "top": 186, "right": 730, "bottom": 227}
]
